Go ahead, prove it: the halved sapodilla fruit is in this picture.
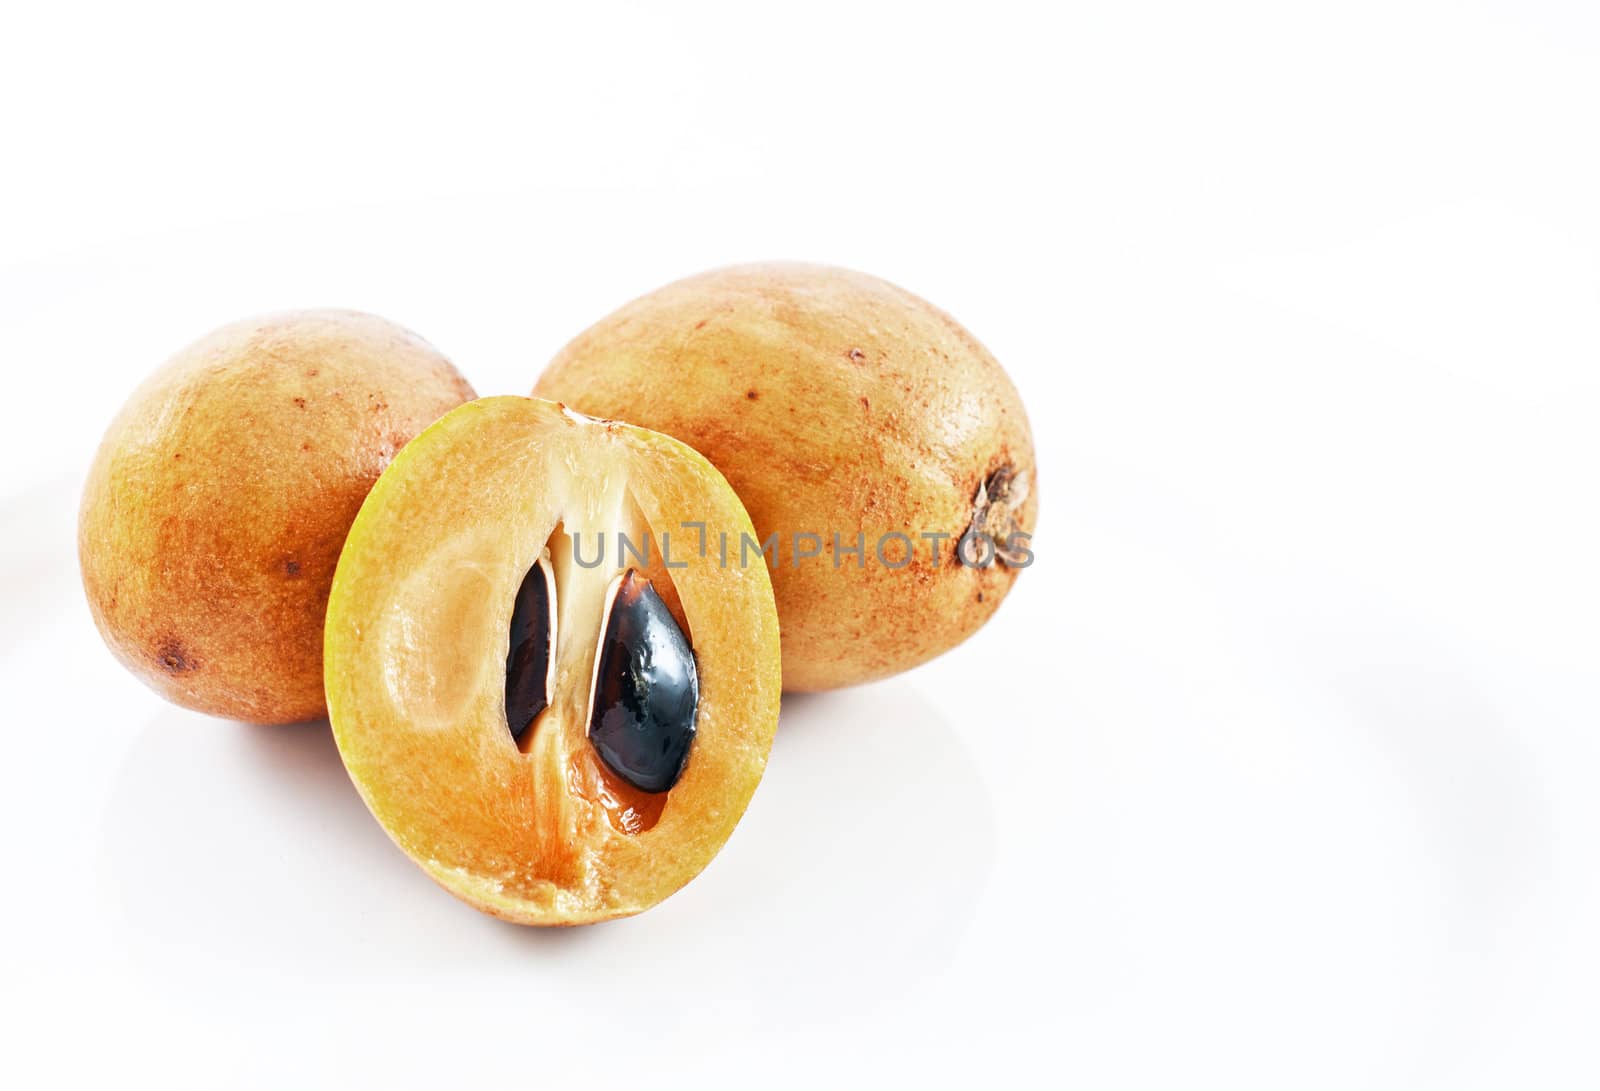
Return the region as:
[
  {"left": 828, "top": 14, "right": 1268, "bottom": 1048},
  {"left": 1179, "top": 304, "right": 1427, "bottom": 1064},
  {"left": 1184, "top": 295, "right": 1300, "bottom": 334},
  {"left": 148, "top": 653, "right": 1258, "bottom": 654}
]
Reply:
[{"left": 325, "top": 397, "right": 781, "bottom": 924}]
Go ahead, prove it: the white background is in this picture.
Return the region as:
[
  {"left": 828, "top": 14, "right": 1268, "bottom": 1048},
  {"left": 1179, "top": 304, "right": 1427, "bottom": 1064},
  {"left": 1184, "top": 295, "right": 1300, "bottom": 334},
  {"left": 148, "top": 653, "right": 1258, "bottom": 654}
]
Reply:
[{"left": 2, "top": 1, "right": 1597, "bottom": 1087}]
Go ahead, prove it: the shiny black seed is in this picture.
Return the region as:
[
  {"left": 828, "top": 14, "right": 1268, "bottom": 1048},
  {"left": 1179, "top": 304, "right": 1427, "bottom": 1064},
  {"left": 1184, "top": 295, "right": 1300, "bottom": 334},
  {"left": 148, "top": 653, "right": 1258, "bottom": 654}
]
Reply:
[
  {"left": 589, "top": 571, "right": 698, "bottom": 793},
  {"left": 505, "top": 559, "right": 555, "bottom": 743}
]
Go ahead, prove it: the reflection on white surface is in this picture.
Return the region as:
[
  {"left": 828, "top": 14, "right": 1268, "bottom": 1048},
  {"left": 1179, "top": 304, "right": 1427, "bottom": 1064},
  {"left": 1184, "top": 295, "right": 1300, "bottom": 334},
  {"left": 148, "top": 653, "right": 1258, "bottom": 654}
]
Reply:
[
  {"left": 99, "top": 685, "right": 994, "bottom": 1022},
  {"left": 0, "top": 475, "right": 85, "bottom": 660}
]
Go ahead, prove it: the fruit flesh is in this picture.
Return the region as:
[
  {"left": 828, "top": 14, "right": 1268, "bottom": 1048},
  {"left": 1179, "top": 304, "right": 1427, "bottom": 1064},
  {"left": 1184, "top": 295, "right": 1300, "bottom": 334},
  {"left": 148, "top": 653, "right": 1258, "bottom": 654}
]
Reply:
[
  {"left": 534, "top": 262, "right": 1038, "bottom": 692},
  {"left": 79, "top": 310, "right": 475, "bottom": 723},
  {"left": 325, "top": 397, "right": 780, "bottom": 924}
]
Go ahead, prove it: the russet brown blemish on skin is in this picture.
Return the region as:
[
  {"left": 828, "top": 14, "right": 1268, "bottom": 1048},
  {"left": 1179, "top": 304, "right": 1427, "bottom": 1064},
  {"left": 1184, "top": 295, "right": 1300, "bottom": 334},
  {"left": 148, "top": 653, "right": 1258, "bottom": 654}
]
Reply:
[
  {"left": 292, "top": 397, "right": 307, "bottom": 409},
  {"left": 157, "top": 637, "right": 195, "bottom": 674},
  {"left": 746, "top": 389, "right": 759, "bottom": 400}
]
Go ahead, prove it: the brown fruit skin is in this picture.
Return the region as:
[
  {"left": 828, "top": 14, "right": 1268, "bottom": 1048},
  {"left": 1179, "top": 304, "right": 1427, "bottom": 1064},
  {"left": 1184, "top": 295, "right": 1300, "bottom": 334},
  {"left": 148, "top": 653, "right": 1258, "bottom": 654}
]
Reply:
[
  {"left": 79, "top": 310, "right": 476, "bottom": 723},
  {"left": 535, "top": 263, "right": 1037, "bottom": 691}
]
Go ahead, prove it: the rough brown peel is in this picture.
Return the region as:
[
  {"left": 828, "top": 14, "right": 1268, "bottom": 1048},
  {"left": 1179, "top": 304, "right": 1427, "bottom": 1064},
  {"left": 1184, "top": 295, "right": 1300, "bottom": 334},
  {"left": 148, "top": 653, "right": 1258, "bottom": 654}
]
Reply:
[
  {"left": 535, "top": 262, "right": 1038, "bottom": 691},
  {"left": 79, "top": 310, "right": 476, "bottom": 723}
]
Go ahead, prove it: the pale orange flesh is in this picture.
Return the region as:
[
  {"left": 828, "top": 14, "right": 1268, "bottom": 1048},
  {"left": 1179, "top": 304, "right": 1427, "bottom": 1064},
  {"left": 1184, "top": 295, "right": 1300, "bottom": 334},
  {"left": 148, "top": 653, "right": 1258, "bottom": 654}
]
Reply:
[{"left": 324, "top": 397, "right": 781, "bottom": 924}]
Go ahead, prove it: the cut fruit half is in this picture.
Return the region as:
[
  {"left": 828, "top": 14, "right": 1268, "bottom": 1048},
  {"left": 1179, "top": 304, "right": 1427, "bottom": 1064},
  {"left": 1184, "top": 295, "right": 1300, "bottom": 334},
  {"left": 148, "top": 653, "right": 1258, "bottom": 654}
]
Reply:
[{"left": 324, "top": 396, "right": 781, "bottom": 925}]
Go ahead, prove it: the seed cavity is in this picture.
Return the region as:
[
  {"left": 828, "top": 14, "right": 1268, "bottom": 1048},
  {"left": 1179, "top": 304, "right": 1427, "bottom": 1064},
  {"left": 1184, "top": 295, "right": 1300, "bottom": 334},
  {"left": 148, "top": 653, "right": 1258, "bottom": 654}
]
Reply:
[
  {"left": 587, "top": 570, "right": 698, "bottom": 794},
  {"left": 505, "top": 556, "right": 557, "bottom": 746}
]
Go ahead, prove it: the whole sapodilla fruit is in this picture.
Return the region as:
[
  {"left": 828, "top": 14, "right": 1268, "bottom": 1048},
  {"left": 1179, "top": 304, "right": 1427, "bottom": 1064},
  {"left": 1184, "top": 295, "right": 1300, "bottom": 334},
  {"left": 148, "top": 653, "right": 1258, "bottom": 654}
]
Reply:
[
  {"left": 79, "top": 310, "right": 476, "bottom": 723},
  {"left": 535, "top": 263, "right": 1037, "bottom": 691}
]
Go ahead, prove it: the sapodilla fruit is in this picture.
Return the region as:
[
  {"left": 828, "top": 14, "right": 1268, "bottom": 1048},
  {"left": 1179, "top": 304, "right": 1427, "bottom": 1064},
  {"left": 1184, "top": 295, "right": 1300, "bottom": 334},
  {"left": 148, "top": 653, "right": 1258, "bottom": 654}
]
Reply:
[
  {"left": 535, "top": 262, "right": 1037, "bottom": 691},
  {"left": 79, "top": 310, "right": 476, "bottom": 723},
  {"left": 324, "top": 396, "right": 781, "bottom": 924}
]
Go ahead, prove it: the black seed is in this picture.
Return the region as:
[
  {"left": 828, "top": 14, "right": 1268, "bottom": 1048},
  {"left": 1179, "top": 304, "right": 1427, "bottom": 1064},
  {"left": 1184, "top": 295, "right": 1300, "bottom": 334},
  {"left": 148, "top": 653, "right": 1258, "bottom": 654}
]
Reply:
[
  {"left": 589, "top": 571, "right": 698, "bottom": 793},
  {"left": 505, "top": 559, "right": 555, "bottom": 744}
]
